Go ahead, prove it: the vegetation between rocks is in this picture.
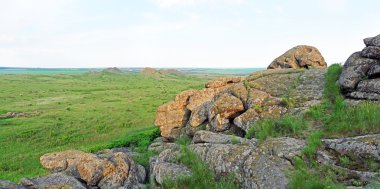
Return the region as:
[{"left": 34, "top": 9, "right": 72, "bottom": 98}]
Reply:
[{"left": 161, "top": 136, "right": 240, "bottom": 189}]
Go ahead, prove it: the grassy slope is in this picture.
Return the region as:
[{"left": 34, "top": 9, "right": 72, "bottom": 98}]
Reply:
[{"left": 0, "top": 72, "right": 208, "bottom": 181}]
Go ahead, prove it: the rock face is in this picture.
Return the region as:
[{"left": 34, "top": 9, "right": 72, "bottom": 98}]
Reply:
[
  {"left": 155, "top": 68, "right": 326, "bottom": 139},
  {"left": 148, "top": 131, "right": 305, "bottom": 189},
  {"left": 39, "top": 149, "right": 146, "bottom": 189},
  {"left": 267, "top": 45, "right": 327, "bottom": 69},
  {"left": 339, "top": 34, "right": 380, "bottom": 100}
]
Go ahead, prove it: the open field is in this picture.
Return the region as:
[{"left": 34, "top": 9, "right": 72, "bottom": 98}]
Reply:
[{"left": 0, "top": 72, "right": 209, "bottom": 181}]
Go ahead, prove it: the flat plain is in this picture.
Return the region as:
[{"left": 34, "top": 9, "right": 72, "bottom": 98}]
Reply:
[{"left": 0, "top": 71, "right": 209, "bottom": 181}]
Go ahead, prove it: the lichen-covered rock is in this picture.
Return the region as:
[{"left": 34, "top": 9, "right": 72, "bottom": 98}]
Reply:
[
  {"left": 187, "top": 137, "right": 306, "bottom": 189},
  {"left": 339, "top": 34, "right": 380, "bottom": 100},
  {"left": 364, "top": 34, "right": 380, "bottom": 47},
  {"left": 155, "top": 68, "right": 326, "bottom": 140},
  {"left": 206, "top": 77, "right": 245, "bottom": 88},
  {"left": 155, "top": 90, "right": 196, "bottom": 139},
  {"left": 192, "top": 130, "right": 252, "bottom": 144},
  {"left": 149, "top": 148, "right": 191, "bottom": 186},
  {"left": 368, "top": 64, "right": 380, "bottom": 79},
  {"left": 267, "top": 45, "right": 327, "bottom": 69},
  {"left": 40, "top": 149, "right": 146, "bottom": 188},
  {"left": 208, "top": 94, "right": 244, "bottom": 131},
  {"left": 322, "top": 134, "right": 380, "bottom": 161},
  {"left": 20, "top": 173, "right": 87, "bottom": 189},
  {"left": 361, "top": 46, "right": 380, "bottom": 59}
]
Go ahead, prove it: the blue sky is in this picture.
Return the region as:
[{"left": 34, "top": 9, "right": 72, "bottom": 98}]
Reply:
[{"left": 1, "top": 0, "right": 380, "bottom": 68}]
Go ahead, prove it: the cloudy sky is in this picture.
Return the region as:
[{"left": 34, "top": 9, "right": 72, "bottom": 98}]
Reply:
[{"left": 1, "top": 0, "right": 380, "bottom": 68}]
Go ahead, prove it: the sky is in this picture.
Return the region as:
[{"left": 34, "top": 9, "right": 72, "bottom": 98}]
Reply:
[{"left": 1, "top": 0, "right": 380, "bottom": 68}]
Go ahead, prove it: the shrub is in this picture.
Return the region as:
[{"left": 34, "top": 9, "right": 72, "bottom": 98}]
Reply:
[{"left": 245, "top": 115, "right": 308, "bottom": 141}]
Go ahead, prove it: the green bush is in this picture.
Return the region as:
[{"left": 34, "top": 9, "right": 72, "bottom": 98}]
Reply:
[{"left": 245, "top": 115, "right": 308, "bottom": 141}]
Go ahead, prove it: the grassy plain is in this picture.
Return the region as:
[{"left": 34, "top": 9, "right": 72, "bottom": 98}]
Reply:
[{"left": 0, "top": 72, "right": 208, "bottom": 181}]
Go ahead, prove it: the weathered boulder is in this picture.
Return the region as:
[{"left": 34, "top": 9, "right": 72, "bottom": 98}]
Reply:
[
  {"left": 368, "top": 64, "right": 380, "bottom": 79},
  {"left": 364, "top": 34, "right": 380, "bottom": 47},
  {"left": 208, "top": 93, "right": 244, "bottom": 131},
  {"left": 361, "top": 46, "right": 380, "bottom": 59},
  {"left": 339, "top": 34, "right": 380, "bottom": 100},
  {"left": 20, "top": 173, "right": 87, "bottom": 189},
  {"left": 149, "top": 148, "right": 191, "bottom": 186},
  {"left": 322, "top": 134, "right": 380, "bottom": 161},
  {"left": 267, "top": 45, "right": 327, "bottom": 69},
  {"left": 155, "top": 90, "right": 196, "bottom": 139},
  {"left": 40, "top": 149, "right": 146, "bottom": 188}
]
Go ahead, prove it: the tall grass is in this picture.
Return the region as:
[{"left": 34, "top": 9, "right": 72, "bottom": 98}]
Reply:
[
  {"left": 245, "top": 115, "right": 308, "bottom": 141},
  {"left": 307, "top": 64, "right": 380, "bottom": 137}
]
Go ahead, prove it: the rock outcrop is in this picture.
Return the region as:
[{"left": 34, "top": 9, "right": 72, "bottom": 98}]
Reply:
[
  {"left": 0, "top": 149, "right": 147, "bottom": 189},
  {"left": 339, "top": 34, "right": 380, "bottom": 100},
  {"left": 155, "top": 68, "right": 326, "bottom": 139},
  {"left": 148, "top": 130, "right": 305, "bottom": 189},
  {"left": 267, "top": 45, "right": 327, "bottom": 69}
]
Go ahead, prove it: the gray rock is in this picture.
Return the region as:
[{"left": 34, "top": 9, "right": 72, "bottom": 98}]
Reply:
[
  {"left": 20, "top": 173, "right": 87, "bottom": 189},
  {"left": 338, "top": 52, "right": 379, "bottom": 92},
  {"left": 149, "top": 147, "right": 192, "bottom": 186},
  {"left": 361, "top": 46, "right": 380, "bottom": 59},
  {"left": 192, "top": 130, "right": 252, "bottom": 145},
  {"left": 148, "top": 141, "right": 180, "bottom": 154},
  {"left": 368, "top": 64, "right": 380, "bottom": 79},
  {"left": 364, "top": 34, "right": 380, "bottom": 47},
  {"left": 346, "top": 91, "right": 380, "bottom": 100},
  {"left": 356, "top": 79, "right": 380, "bottom": 94},
  {"left": 188, "top": 137, "right": 305, "bottom": 189},
  {"left": 0, "top": 180, "right": 26, "bottom": 189},
  {"left": 322, "top": 134, "right": 380, "bottom": 161}
]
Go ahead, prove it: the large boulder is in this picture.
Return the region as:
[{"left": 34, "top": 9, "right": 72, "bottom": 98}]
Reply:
[
  {"left": 40, "top": 149, "right": 146, "bottom": 188},
  {"left": 267, "top": 45, "right": 327, "bottom": 69},
  {"left": 339, "top": 34, "right": 380, "bottom": 100},
  {"left": 155, "top": 90, "right": 196, "bottom": 139}
]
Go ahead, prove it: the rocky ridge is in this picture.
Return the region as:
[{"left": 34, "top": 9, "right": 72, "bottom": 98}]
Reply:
[{"left": 155, "top": 68, "right": 326, "bottom": 140}]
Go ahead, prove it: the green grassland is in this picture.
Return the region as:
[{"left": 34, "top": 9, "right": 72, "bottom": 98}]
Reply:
[{"left": 0, "top": 72, "right": 208, "bottom": 181}]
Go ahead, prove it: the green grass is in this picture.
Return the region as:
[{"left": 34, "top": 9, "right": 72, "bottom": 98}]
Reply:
[
  {"left": 0, "top": 72, "right": 208, "bottom": 181},
  {"left": 302, "top": 131, "right": 323, "bottom": 159},
  {"left": 289, "top": 157, "right": 344, "bottom": 189},
  {"left": 307, "top": 64, "right": 380, "bottom": 137},
  {"left": 245, "top": 115, "right": 309, "bottom": 141},
  {"left": 162, "top": 137, "right": 239, "bottom": 189}
]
